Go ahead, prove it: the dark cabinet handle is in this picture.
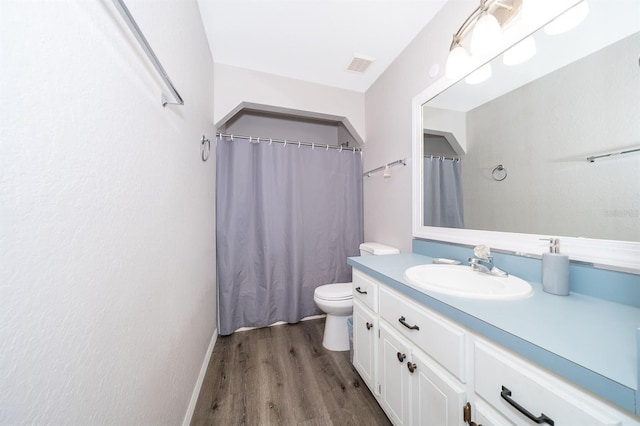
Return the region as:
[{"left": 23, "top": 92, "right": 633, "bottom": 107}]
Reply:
[
  {"left": 500, "top": 386, "right": 554, "bottom": 425},
  {"left": 463, "top": 402, "right": 482, "bottom": 426},
  {"left": 396, "top": 352, "right": 406, "bottom": 362},
  {"left": 407, "top": 362, "right": 417, "bottom": 373},
  {"left": 366, "top": 322, "right": 373, "bottom": 330},
  {"left": 355, "top": 286, "right": 367, "bottom": 295},
  {"left": 398, "top": 316, "right": 420, "bottom": 330}
]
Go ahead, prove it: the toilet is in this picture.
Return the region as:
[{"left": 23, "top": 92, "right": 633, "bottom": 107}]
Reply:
[{"left": 314, "top": 242, "right": 400, "bottom": 351}]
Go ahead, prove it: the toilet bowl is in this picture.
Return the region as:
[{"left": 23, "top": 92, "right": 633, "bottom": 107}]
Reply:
[
  {"left": 314, "top": 242, "right": 400, "bottom": 351},
  {"left": 313, "top": 283, "right": 353, "bottom": 351}
]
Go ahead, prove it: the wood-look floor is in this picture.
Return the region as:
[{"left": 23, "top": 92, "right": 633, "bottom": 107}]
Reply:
[{"left": 191, "top": 318, "right": 391, "bottom": 426}]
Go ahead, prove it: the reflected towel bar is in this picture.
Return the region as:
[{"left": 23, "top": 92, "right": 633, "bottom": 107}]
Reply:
[
  {"left": 587, "top": 147, "right": 640, "bottom": 162},
  {"left": 112, "top": 0, "right": 184, "bottom": 107}
]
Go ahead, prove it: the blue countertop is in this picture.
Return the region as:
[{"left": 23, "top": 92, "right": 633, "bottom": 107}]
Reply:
[{"left": 348, "top": 253, "right": 640, "bottom": 415}]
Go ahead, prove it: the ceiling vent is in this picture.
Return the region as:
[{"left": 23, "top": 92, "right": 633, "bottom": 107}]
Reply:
[{"left": 346, "top": 55, "right": 375, "bottom": 74}]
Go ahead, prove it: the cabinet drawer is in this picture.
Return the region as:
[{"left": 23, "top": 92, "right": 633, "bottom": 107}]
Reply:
[
  {"left": 352, "top": 270, "right": 379, "bottom": 313},
  {"left": 474, "top": 339, "right": 622, "bottom": 425},
  {"left": 379, "top": 286, "right": 466, "bottom": 382}
]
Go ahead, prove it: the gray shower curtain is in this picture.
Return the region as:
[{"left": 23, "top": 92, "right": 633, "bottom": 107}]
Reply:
[
  {"left": 423, "top": 157, "right": 464, "bottom": 228},
  {"left": 216, "top": 137, "right": 364, "bottom": 336}
]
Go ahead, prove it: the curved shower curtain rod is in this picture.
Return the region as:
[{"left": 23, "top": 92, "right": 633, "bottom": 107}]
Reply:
[{"left": 216, "top": 133, "right": 361, "bottom": 153}]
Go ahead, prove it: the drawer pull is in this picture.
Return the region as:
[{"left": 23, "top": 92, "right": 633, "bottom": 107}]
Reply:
[
  {"left": 398, "top": 316, "right": 420, "bottom": 331},
  {"left": 366, "top": 322, "right": 373, "bottom": 330},
  {"left": 500, "top": 386, "right": 554, "bottom": 426},
  {"left": 396, "top": 352, "right": 406, "bottom": 362},
  {"left": 355, "top": 286, "right": 368, "bottom": 295},
  {"left": 407, "top": 361, "right": 417, "bottom": 373}
]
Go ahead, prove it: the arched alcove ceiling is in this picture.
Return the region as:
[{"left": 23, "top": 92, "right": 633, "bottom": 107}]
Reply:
[{"left": 215, "top": 102, "right": 365, "bottom": 147}]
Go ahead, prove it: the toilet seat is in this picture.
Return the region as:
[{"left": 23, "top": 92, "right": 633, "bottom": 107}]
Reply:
[{"left": 314, "top": 283, "right": 352, "bottom": 301}]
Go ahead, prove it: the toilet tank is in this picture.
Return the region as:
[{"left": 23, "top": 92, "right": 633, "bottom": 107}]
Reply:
[{"left": 359, "top": 242, "right": 400, "bottom": 256}]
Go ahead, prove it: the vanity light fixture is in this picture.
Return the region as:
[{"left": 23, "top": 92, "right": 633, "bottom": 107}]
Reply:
[
  {"left": 503, "top": 35, "right": 536, "bottom": 66},
  {"left": 470, "top": 10, "right": 503, "bottom": 55},
  {"left": 465, "top": 63, "right": 492, "bottom": 84},
  {"left": 544, "top": 1, "right": 590, "bottom": 35},
  {"left": 445, "top": 0, "right": 523, "bottom": 80}
]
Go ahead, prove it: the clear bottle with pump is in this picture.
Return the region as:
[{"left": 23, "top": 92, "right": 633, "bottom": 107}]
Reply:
[{"left": 541, "top": 238, "right": 569, "bottom": 296}]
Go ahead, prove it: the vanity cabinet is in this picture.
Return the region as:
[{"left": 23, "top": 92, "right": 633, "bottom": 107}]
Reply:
[
  {"left": 351, "top": 270, "right": 639, "bottom": 426},
  {"left": 379, "top": 323, "right": 412, "bottom": 425},
  {"left": 353, "top": 299, "right": 378, "bottom": 393},
  {"left": 474, "top": 339, "right": 625, "bottom": 425},
  {"left": 378, "top": 323, "right": 465, "bottom": 426},
  {"left": 352, "top": 270, "right": 381, "bottom": 393},
  {"left": 379, "top": 286, "right": 467, "bottom": 383}
]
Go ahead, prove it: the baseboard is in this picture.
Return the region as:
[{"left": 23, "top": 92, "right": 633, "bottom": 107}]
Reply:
[{"left": 182, "top": 327, "right": 218, "bottom": 426}]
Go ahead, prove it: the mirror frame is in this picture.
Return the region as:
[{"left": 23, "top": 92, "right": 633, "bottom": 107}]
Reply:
[{"left": 411, "top": 2, "right": 640, "bottom": 273}]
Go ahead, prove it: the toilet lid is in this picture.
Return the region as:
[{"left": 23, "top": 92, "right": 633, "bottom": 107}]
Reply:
[{"left": 314, "top": 283, "right": 352, "bottom": 301}]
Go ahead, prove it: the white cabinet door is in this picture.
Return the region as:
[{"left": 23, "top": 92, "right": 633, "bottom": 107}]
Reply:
[
  {"left": 410, "top": 348, "right": 466, "bottom": 426},
  {"left": 353, "top": 299, "right": 377, "bottom": 393},
  {"left": 379, "top": 323, "right": 411, "bottom": 425}
]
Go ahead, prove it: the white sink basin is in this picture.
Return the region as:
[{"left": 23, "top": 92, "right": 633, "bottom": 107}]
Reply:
[{"left": 403, "top": 264, "right": 533, "bottom": 300}]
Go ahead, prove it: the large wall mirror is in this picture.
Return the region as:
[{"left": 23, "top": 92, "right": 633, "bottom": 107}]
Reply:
[{"left": 412, "top": 0, "right": 640, "bottom": 271}]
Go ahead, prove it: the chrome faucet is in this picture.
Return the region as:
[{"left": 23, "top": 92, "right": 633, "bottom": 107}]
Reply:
[
  {"left": 469, "top": 256, "right": 494, "bottom": 274},
  {"left": 469, "top": 245, "right": 508, "bottom": 277}
]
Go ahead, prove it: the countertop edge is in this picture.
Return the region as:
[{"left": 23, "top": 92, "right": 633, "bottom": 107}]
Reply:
[{"left": 348, "top": 256, "right": 638, "bottom": 415}]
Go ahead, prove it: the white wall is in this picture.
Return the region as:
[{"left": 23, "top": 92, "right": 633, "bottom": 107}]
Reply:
[
  {"left": 214, "top": 63, "right": 365, "bottom": 141},
  {"left": 363, "top": 1, "right": 476, "bottom": 252},
  {"left": 0, "top": 0, "right": 216, "bottom": 424}
]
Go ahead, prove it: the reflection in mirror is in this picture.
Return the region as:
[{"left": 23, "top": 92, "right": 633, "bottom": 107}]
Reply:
[{"left": 421, "top": 2, "right": 640, "bottom": 242}]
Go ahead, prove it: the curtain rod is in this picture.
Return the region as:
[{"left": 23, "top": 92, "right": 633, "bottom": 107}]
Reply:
[
  {"left": 216, "top": 133, "right": 361, "bottom": 153},
  {"left": 424, "top": 154, "right": 461, "bottom": 162},
  {"left": 112, "top": 0, "right": 184, "bottom": 107},
  {"left": 364, "top": 159, "right": 406, "bottom": 177}
]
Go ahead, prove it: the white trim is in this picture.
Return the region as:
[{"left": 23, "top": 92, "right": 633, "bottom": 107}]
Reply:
[
  {"left": 411, "top": 0, "right": 640, "bottom": 273},
  {"left": 182, "top": 328, "right": 218, "bottom": 426}
]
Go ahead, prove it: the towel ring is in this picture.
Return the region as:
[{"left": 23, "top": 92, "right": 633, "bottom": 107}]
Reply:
[
  {"left": 201, "top": 135, "right": 210, "bottom": 162},
  {"left": 492, "top": 164, "right": 507, "bottom": 181}
]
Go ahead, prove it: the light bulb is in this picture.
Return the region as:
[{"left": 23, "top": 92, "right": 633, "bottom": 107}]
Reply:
[
  {"left": 521, "top": 0, "right": 552, "bottom": 26},
  {"left": 503, "top": 36, "right": 537, "bottom": 66},
  {"left": 445, "top": 45, "right": 470, "bottom": 80},
  {"left": 471, "top": 12, "right": 502, "bottom": 55},
  {"left": 465, "top": 63, "right": 492, "bottom": 85},
  {"left": 544, "top": 1, "right": 589, "bottom": 35}
]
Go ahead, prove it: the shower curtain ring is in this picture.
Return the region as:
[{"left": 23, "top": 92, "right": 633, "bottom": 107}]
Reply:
[
  {"left": 298, "top": 141, "right": 301, "bottom": 148},
  {"left": 312, "top": 143, "right": 315, "bottom": 150},
  {"left": 283, "top": 139, "right": 287, "bottom": 148},
  {"left": 269, "top": 138, "right": 273, "bottom": 145},
  {"left": 339, "top": 146, "right": 343, "bottom": 152},
  {"left": 326, "top": 144, "right": 329, "bottom": 151}
]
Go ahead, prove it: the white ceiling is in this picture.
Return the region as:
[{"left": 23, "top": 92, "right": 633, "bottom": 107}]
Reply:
[{"left": 196, "top": 0, "right": 449, "bottom": 93}]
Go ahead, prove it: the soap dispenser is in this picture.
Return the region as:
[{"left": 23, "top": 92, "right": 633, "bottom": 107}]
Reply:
[{"left": 541, "top": 238, "right": 569, "bottom": 296}]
